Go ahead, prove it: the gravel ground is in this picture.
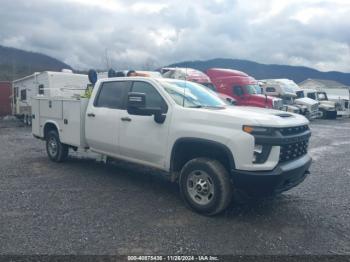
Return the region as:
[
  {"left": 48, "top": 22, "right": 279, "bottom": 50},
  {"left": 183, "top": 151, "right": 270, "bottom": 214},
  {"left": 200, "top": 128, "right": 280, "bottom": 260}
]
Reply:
[{"left": 0, "top": 118, "right": 349, "bottom": 255}]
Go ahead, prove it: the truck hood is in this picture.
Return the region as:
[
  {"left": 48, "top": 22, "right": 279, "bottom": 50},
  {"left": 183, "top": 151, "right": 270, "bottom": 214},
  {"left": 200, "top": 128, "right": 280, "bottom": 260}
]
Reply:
[
  {"left": 254, "top": 94, "right": 281, "bottom": 102},
  {"left": 320, "top": 100, "right": 336, "bottom": 107},
  {"left": 187, "top": 106, "right": 309, "bottom": 128},
  {"left": 295, "top": 97, "right": 318, "bottom": 106}
]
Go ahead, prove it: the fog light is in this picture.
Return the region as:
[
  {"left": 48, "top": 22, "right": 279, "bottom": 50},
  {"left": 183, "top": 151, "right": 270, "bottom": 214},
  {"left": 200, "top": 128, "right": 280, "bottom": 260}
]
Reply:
[
  {"left": 253, "top": 144, "right": 271, "bottom": 164},
  {"left": 254, "top": 144, "right": 263, "bottom": 154}
]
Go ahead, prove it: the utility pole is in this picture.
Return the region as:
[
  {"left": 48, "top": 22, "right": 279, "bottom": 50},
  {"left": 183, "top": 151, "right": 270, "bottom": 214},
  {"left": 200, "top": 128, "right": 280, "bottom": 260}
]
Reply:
[{"left": 104, "top": 48, "right": 111, "bottom": 70}]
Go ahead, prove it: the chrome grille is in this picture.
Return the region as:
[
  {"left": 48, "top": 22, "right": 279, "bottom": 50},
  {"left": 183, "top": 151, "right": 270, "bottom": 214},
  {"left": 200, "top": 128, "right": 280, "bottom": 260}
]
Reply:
[
  {"left": 278, "top": 125, "right": 309, "bottom": 136},
  {"left": 311, "top": 104, "right": 318, "bottom": 112}
]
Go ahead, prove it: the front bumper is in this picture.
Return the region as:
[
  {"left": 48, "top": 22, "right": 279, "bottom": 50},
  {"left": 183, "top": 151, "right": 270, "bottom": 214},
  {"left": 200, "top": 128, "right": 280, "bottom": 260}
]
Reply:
[{"left": 232, "top": 154, "right": 312, "bottom": 196}]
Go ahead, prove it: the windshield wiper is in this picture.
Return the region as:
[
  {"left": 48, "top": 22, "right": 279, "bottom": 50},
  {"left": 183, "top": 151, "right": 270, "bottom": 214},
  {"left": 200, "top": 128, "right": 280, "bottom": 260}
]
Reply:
[
  {"left": 188, "top": 105, "right": 225, "bottom": 109},
  {"left": 188, "top": 105, "right": 203, "bottom": 108},
  {"left": 202, "top": 105, "right": 225, "bottom": 109}
]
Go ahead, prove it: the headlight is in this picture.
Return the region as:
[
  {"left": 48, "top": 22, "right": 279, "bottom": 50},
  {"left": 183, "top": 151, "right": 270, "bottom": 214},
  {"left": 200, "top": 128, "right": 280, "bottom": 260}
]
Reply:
[{"left": 243, "top": 125, "right": 273, "bottom": 135}]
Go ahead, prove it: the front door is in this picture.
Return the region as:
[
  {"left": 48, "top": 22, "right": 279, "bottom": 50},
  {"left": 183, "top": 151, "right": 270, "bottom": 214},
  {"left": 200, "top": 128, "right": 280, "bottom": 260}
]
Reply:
[
  {"left": 119, "top": 81, "right": 171, "bottom": 169},
  {"left": 85, "top": 80, "right": 131, "bottom": 155}
]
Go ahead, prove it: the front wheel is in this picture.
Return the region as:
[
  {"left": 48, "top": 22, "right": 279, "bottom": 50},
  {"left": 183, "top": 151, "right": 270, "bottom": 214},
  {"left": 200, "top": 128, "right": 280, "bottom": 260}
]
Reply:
[
  {"left": 46, "top": 130, "right": 69, "bottom": 162},
  {"left": 179, "top": 158, "right": 233, "bottom": 216}
]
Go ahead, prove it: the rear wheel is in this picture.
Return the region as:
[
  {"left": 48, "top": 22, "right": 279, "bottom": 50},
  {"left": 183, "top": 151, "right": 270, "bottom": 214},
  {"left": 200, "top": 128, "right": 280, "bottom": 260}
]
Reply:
[
  {"left": 179, "top": 158, "right": 233, "bottom": 216},
  {"left": 46, "top": 130, "right": 69, "bottom": 162},
  {"left": 27, "top": 115, "right": 32, "bottom": 126},
  {"left": 23, "top": 115, "right": 27, "bottom": 125}
]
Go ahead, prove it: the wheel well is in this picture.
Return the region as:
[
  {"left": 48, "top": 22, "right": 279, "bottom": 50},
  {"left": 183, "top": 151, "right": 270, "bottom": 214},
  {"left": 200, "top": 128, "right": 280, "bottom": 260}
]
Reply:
[
  {"left": 170, "top": 139, "right": 235, "bottom": 174},
  {"left": 44, "top": 123, "right": 58, "bottom": 139}
]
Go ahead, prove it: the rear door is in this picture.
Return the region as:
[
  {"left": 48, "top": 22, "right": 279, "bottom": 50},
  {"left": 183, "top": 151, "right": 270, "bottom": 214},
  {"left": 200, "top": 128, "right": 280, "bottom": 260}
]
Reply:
[
  {"left": 85, "top": 81, "right": 131, "bottom": 155},
  {"left": 118, "top": 81, "right": 171, "bottom": 169},
  {"left": 31, "top": 98, "right": 40, "bottom": 136}
]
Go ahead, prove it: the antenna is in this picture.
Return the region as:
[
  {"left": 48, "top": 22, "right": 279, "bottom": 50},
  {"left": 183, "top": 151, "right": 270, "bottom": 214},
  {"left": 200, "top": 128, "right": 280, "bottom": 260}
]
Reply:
[
  {"left": 183, "top": 65, "right": 187, "bottom": 107},
  {"left": 104, "top": 48, "right": 111, "bottom": 70}
]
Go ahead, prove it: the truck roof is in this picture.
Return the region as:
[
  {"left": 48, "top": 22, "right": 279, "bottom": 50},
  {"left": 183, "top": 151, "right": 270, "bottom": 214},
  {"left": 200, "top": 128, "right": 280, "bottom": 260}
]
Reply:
[
  {"left": 13, "top": 71, "right": 87, "bottom": 83},
  {"left": 162, "top": 67, "right": 211, "bottom": 84},
  {"left": 206, "top": 68, "right": 249, "bottom": 77}
]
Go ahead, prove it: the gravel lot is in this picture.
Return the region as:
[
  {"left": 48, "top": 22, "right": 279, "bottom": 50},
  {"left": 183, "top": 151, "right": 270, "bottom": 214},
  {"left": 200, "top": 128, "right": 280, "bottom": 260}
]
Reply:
[{"left": 0, "top": 118, "right": 349, "bottom": 255}]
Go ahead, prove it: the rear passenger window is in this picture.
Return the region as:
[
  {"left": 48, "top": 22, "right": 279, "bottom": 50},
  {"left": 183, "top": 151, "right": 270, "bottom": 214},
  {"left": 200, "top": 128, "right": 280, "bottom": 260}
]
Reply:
[
  {"left": 94, "top": 81, "right": 129, "bottom": 109},
  {"left": 131, "top": 81, "right": 168, "bottom": 112}
]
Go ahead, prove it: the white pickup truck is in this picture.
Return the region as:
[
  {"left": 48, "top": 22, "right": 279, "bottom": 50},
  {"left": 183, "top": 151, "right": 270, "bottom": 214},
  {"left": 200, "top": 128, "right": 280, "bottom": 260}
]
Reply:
[{"left": 32, "top": 77, "right": 312, "bottom": 215}]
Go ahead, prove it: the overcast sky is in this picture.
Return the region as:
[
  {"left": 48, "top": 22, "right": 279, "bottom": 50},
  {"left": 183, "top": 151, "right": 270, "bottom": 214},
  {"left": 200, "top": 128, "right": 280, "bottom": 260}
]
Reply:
[{"left": 1, "top": 0, "right": 349, "bottom": 72}]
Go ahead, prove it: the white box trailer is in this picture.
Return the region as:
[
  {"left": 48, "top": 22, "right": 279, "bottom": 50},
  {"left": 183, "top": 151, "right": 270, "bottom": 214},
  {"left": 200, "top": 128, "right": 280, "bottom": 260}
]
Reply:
[{"left": 12, "top": 71, "right": 89, "bottom": 125}]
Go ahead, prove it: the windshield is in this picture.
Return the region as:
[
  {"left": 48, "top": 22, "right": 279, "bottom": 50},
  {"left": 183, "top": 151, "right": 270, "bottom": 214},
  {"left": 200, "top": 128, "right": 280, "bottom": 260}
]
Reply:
[
  {"left": 157, "top": 79, "right": 226, "bottom": 108},
  {"left": 317, "top": 92, "right": 328, "bottom": 101},
  {"left": 282, "top": 96, "right": 294, "bottom": 105},
  {"left": 307, "top": 92, "right": 317, "bottom": 100},
  {"left": 296, "top": 91, "right": 304, "bottom": 98},
  {"left": 244, "top": 85, "right": 261, "bottom": 94}
]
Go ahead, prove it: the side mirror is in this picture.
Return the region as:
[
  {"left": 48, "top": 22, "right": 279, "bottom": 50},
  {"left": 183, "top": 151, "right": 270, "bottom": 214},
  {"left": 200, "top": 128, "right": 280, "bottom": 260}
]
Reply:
[
  {"left": 127, "top": 92, "right": 166, "bottom": 124},
  {"left": 226, "top": 97, "right": 236, "bottom": 105}
]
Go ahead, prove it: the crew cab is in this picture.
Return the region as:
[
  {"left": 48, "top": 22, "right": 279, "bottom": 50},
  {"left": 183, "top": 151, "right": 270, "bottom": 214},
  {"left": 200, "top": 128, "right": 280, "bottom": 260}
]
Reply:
[
  {"left": 32, "top": 77, "right": 312, "bottom": 215},
  {"left": 206, "top": 68, "right": 284, "bottom": 110}
]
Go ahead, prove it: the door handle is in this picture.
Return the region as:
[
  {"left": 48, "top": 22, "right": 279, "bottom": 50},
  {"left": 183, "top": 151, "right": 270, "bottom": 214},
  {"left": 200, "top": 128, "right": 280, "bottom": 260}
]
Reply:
[
  {"left": 87, "top": 113, "right": 95, "bottom": 117},
  {"left": 121, "top": 117, "right": 132, "bottom": 122}
]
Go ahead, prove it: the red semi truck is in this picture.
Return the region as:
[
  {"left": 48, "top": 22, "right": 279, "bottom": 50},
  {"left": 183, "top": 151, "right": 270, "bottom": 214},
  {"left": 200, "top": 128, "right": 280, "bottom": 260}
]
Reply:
[{"left": 206, "top": 68, "right": 283, "bottom": 110}]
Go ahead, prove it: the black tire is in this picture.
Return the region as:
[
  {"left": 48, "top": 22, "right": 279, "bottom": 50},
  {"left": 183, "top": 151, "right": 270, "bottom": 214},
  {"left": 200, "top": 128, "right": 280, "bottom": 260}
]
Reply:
[
  {"left": 321, "top": 109, "right": 337, "bottom": 119},
  {"left": 179, "top": 158, "right": 233, "bottom": 216},
  {"left": 27, "top": 116, "right": 32, "bottom": 126},
  {"left": 46, "top": 130, "right": 69, "bottom": 162},
  {"left": 328, "top": 111, "right": 337, "bottom": 119},
  {"left": 305, "top": 111, "right": 311, "bottom": 120}
]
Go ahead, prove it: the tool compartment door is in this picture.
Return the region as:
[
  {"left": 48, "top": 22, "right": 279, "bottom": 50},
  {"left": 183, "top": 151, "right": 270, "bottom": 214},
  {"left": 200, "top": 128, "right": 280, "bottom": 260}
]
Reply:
[
  {"left": 31, "top": 98, "right": 41, "bottom": 137},
  {"left": 60, "top": 100, "right": 83, "bottom": 147},
  {"left": 39, "top": 99, "right": 63, "bottom": 119}
]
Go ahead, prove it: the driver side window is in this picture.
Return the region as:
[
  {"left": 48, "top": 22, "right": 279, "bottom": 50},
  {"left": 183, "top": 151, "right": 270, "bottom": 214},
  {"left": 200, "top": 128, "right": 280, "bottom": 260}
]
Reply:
[
  {"left": 131, "top": 81, "right": 168, "bottom": 112},
  {"left": 233, "top": 86, "right": 244, "bottom": 96}
]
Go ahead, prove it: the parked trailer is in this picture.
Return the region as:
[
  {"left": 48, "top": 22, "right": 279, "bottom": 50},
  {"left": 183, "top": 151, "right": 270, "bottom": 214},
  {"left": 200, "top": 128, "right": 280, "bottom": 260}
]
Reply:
[
  {"left": 12, "top": 71, "right": 89, "bottom": 125},
  {"left": 0, "top": 81, "right": 12, "bottom": 117}
]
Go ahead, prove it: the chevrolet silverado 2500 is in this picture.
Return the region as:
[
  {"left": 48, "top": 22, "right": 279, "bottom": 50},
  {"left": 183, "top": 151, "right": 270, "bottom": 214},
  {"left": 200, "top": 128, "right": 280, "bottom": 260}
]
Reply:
[{"left": 32, "top": 77, "right": 312, "bottom": 215}]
